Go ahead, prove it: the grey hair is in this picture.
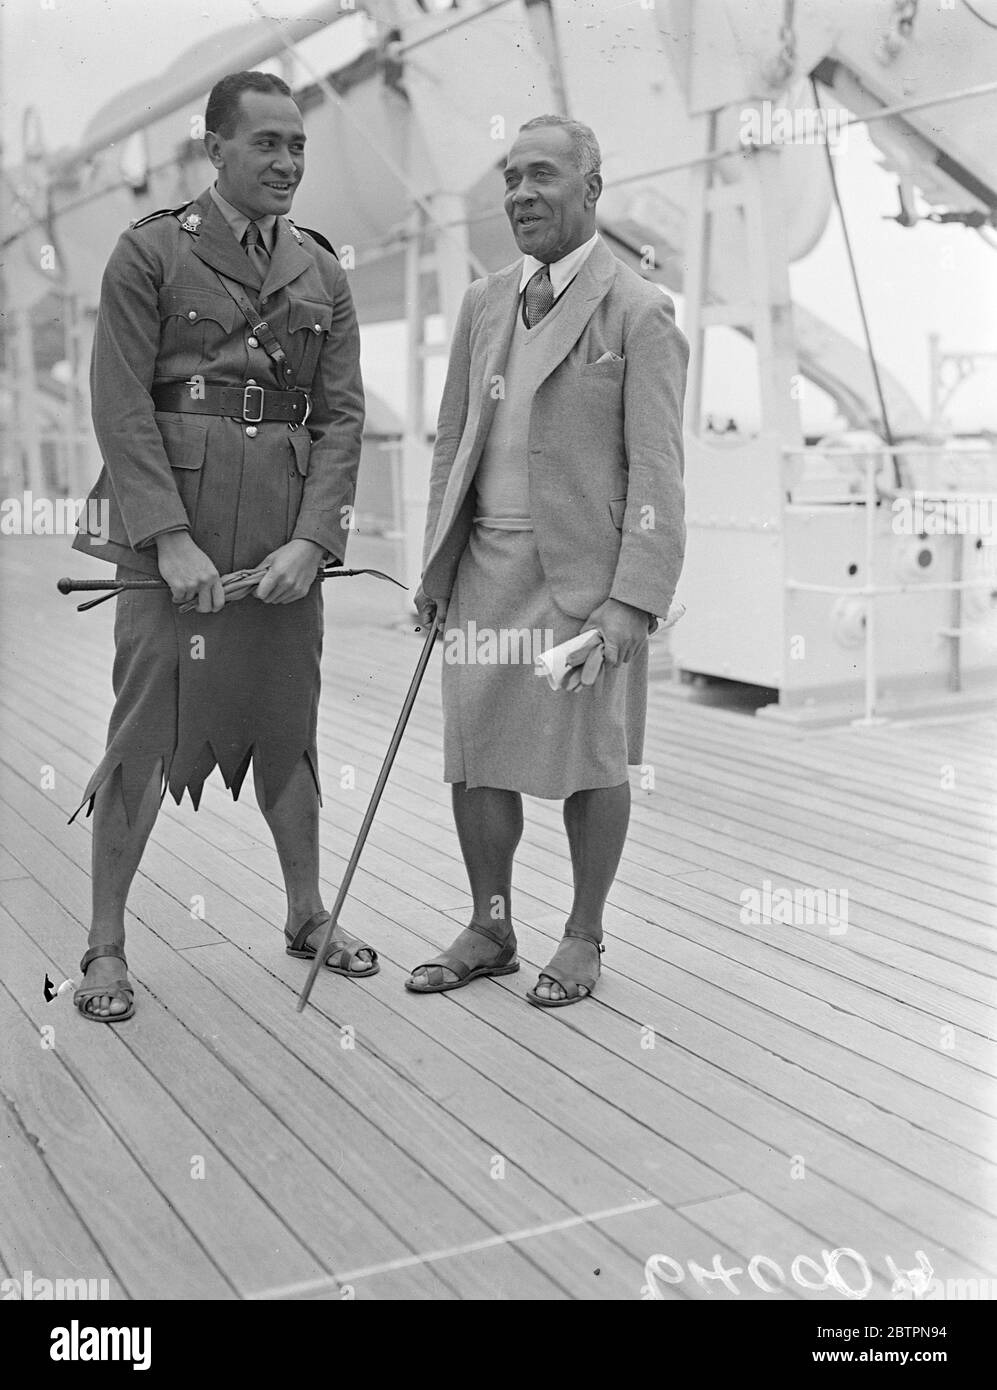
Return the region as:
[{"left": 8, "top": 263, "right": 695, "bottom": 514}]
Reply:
[{"left": 517, "top": 115, "right": 601, "bottom": 176}]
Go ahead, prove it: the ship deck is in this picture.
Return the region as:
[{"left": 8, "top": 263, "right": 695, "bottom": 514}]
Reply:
[{"left": 2, "top": 535, "right": 995, "bottom": 1301}]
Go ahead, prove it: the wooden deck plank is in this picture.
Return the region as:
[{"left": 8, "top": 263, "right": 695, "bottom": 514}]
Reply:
[
  {"left": 0, "top": 786, "right": 612, "bottom": 1298},
  {"left": 4, "top": 903, "right": 357, "bottom": 1299},
  {"left": 0, "top": 979, "right": 233, "bottom": 1299},
  {"left": 446, "top": 983, "right": 997, "bottom": 1274},
  {"left": 0, "top": 1090, "right": 127, "bottom": 1300},
  {"left": 631, "top": 748, "right": 997, "bottom": 901},
  {"left": 9, "top": 701, "right": 994, "bottom": 1098},
  {"left": 670, "top": 865, "right": 993, "bottom": 1004},
  {"left": 46, "top": 756, "right": 990, "bottom": 1284},
  {"left": 663, "top": 697, "right": 997, "bottom": 795},
  {"left": 4, "top": 906, "right": 475, "bottom": 1300},
  {"left": 0, "top": 777, "right": 688, "bottom": 1299},
  {"left": 674, "top": 1192, "right": 901, "bottom": 1300},
  {"left": 3, "top": 535, "right": 994, "bottom": 1301},
  {"left": 6, "top": 691, "right": 996, "bottom": 1120}
]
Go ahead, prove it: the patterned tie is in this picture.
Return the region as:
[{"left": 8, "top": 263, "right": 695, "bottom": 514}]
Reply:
[
  {"left": 524, "top": 265, "right": 554, "bottom": 327},
  {"left": 242, "top": 220, "right": 270, "bottom": 283}
]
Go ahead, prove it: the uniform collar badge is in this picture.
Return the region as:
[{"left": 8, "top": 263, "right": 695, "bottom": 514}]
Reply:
[
  {"left": 285, "top": 218, "right": 303, "bottom": 244},
  {"left": 179, "top": 211, "right": 202, "bottom": 234}
]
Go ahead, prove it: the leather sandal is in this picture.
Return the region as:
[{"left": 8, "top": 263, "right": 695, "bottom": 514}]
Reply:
[
  {"left": 73, "top": 944, "right": 135, "bottom": 1024},
  {"left": 285, "top": 912, "right": 379, "bottom": 978},
  {"left": 405, "top": 921, "right": 519, "bottom": 994},
  {"left": 526, "top": 930, "right": 604, "bottom": 1008}
]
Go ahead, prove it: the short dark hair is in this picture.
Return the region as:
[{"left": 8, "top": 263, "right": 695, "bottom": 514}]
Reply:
[
  {"left": 518, "top": 115, "right": 601, "bottom": 176},
  {"left": 205, "top": 71, "right": 295, "bottom": 139}
]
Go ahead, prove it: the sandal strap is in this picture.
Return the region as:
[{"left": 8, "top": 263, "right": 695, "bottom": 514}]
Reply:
[
  {"left": 79, "top": 943, "right": 128, "bottom": 973},
  {"left": 464, "top": 920, "right": 515, "bottom": 948},
  {"left": 74, "top": 980, "right": 135, "bottom": 1004},
  {"left": 562, "top": 930, "right": 605, "bottom": 951},
  {"left": 287, "top": 912, "right": 329, "bottom": 955},
  {"left": 412, "top": 930, "right": 517, "bottom": 981},
  {"left": 411, "top": 955, "right": 473, "bottom": 983},
  {"left": 325, "top": 933, "right": 377, "bottom": 963},
  {"left": 539, "top": 936, "right": 602, "bottom": 993}
]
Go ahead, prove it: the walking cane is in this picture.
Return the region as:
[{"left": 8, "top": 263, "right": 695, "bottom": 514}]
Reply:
[{"left": 296, "top": 613, "right": 441, "bottom": 1013}]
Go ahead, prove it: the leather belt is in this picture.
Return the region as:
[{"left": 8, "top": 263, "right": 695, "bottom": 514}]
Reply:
[{"left": 152, "top": 381, "right": 310, "bottom": 425}]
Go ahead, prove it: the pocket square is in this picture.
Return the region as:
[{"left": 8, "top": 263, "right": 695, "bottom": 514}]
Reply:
[{"left": 594, "top": 351, "right": 624, "bottom": 364}]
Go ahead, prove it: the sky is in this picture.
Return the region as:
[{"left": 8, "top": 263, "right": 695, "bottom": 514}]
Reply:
[{"left": 3, "top": 0, "right": 996, "bottom": 434}]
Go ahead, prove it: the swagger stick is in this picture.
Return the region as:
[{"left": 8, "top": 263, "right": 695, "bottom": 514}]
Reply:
[
  {"left": 296, "top": 613, "right": 441, "bottom": 1013},
  {"left": 57, "top": 566, "right": 405, "bottom": 611}
]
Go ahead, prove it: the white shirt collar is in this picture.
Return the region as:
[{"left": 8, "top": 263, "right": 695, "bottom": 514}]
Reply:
[
  {"left": 210, "top": 184, "right": 277, "bottom": 252},
  {"left": 519, "top": 231, "right": 600, "bottom": 297}
]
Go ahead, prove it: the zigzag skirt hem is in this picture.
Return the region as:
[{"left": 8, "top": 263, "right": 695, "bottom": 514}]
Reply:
[{"left": 69, "top": 565, "right": 323, "bottom": 826}]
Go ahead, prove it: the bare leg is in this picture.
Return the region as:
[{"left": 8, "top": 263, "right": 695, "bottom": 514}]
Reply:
[
  {"left": 533, "top": 780, "right": 631, "bottom": 1002},
  {"left": 408, "top": 783, "right": 523, "bottom": 986},
  {"left": 255, "top": 754, "right": 372, "bottom": 970},
  {"left": 82, "top": 763, "right": 164, "bottom": 1017}
]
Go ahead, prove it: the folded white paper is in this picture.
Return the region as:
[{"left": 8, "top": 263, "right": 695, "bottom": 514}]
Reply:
[
  {"left": 535, "top": 600, "right": 687, "bottom": 691},
  {"left": 535, "top": 630, "right": 602, "bottom": 690}
]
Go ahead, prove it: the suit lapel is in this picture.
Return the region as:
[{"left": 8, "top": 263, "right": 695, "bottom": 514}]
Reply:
[
  {"left": 188, "top": 193, "right": 263, "bottom": 291},
  {"left": 261, "top": 219, "right": 313, "bottom": 299},
  {"left": 427, "top": 265, "right": 520, "bottom": 553},
  {"left": 532, "top": 238, "right": 618, "bottom": 390},
  {"left": 428, "top": 241, "right": 619, "bottom": 565},
  {"left": 463, "top": 261, "right": 521, "bottom": 462}
]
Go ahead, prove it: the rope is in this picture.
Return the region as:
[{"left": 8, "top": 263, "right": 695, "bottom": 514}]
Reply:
[
  {"left": 961, "top": 0, "right": 997, "bottom": 31},
  {"left": 247, "top": 0, "right": 487, "bottom": 280},
  {"left": 810, "top": 77, "right": 899, "bottom": 483}
]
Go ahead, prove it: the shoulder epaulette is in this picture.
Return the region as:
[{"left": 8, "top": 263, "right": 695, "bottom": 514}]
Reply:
[
  {"left": 129, "top": 204, "right": 192, "bottom": 231},
  {"left": 288, "top": 219, "right": 338, "bottom": 260}
]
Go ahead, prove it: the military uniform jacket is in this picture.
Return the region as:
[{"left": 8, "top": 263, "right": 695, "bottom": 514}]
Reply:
[{"left": 73, "top": 188, "right": 364, "bottom": 576}]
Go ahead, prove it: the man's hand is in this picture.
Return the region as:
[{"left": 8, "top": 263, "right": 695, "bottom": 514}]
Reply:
[
  {"left": 584, "top": 597, "right": 651, "bottom": 666},
  {"left": 155, "top": 531, "right": 224, "bottom": 612},
  {"left": 255, "top": 540, "right": 325, "bottom": 604},
  {"left": 414, "top": 586, "right": 448, "bottom": 630}
]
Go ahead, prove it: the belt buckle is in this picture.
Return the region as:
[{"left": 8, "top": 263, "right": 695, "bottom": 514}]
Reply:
[{"left": 242, "top": 384, "right": 265, "bottom": 423}]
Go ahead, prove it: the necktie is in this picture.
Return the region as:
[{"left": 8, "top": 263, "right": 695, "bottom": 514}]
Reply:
[
  {"left": 524, "top": 265, "right": 554, "bottom": 327},
  {"left": 242, "top": 220, "right": 270, "bottom": 283}
]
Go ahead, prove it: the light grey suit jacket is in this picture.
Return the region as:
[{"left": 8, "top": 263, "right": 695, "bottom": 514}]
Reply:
[{"left": 421, "top": 237, "right": 688, "bottom": 620}]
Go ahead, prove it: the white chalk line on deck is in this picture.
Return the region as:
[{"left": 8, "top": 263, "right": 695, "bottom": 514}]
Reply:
[{"left": 247, "top": 1197, "right": 660, "bottom": 1299}]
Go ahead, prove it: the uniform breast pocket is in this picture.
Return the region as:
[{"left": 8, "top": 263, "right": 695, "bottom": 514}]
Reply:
[
  {"left": 288, "top": 299, "right": 333, "bottom": 386},
  {"left": 157, "top": 285, "right": 238, "bottom": 369},
  {"left": 155, "top": 414, "right": 207, "bottom": 524}
]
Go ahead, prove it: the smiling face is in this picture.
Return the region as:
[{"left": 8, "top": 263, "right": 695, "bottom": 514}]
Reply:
[
  {"left": 205, "top": 90, "right": 306, "bottom": 221},
  {"left": 503, "top": 125, "right": 601, "bottom": 262}
]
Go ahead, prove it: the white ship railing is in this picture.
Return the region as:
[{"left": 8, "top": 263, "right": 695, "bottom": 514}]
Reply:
[{"left": 781, "top": 444, "right": 997, "bottom": 726}]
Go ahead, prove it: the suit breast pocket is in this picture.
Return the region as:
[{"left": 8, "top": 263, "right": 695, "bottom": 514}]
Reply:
[
  {"left": 574, "top": 357, "right": 625, "bottom": 414},
  {"left": 580, "top": 357, "right": 626, "bottom": 379}
]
